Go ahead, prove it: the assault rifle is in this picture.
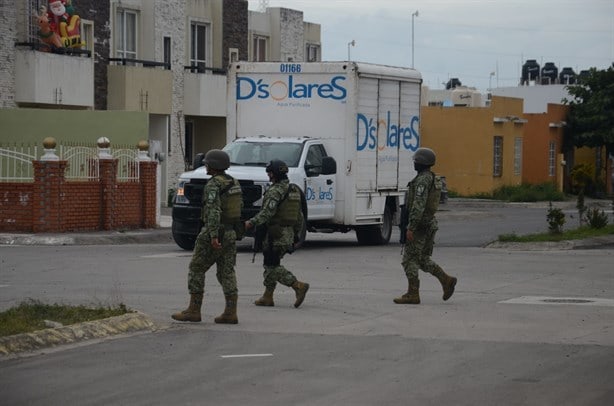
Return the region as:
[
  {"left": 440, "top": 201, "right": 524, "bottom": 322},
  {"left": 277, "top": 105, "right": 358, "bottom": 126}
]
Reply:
[
  {"left": 399, "top": 204, "right": 408, "bottom": 244},
  {"left": 252, "top": 224, "right": 268, "bottom": 263}
]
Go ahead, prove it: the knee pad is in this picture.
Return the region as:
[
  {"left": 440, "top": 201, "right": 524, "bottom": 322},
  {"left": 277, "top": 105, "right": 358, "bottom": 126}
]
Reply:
[{"left": 263, "top": 250, "right": 281, "bottom": 266}]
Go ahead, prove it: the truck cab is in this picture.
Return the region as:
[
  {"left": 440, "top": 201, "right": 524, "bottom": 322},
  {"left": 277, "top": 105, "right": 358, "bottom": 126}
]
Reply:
[{"left": 171, "top": 136, "right": 336, "bottom": 250}]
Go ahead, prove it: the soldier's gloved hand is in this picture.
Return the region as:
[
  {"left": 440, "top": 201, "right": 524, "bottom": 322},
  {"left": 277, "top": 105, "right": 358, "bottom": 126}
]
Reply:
[
  {"left": 405, "top": 229, "right": 415, "bottom": 242},
  {"left": 211, "top": 237, "right": 222, "bottom": 250},
  {"left": 244, "top": 220, "right": 253, "bottom": 230}
]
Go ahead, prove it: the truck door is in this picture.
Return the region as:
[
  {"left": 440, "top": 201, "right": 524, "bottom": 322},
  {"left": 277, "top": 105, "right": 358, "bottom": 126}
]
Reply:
[{"left": 303, "top": 144, "right": 336, "bottom": 220}]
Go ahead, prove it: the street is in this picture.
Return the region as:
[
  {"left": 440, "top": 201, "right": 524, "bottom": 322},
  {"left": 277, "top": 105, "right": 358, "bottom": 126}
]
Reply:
[{"left": 0, "top": 202, "right": 613, "bottom": 405}]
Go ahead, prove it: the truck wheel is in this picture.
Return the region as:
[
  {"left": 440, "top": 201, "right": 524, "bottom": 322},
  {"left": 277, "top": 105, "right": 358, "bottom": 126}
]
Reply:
[
  {"left": 355, "top": 204, "right": 393, "bottom": 245},
  {"left": 172, "top": 223, "right": 196, "bottom": 250}
]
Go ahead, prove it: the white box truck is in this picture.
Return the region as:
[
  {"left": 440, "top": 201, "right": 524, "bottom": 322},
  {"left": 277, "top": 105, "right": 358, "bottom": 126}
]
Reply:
[{"left": 171, "top": 61, "right": 422, "bottom": 250}]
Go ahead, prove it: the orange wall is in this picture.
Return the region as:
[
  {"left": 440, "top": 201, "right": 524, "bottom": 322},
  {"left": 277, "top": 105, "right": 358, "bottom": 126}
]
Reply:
[
  {"left": 421, "top": 96, "right": 524, "bottom": 195},
  {"left": 522, "top": 104, "right": 568, "bottom": 188}
]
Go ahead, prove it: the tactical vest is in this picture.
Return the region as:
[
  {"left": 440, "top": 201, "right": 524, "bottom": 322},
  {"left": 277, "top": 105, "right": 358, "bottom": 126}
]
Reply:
[
  {"left": 217, "top": 175, "right": 242, "bottom": 225},
  {"left": 271, "top": 183, "right": 301, "bottom": 226},
  {"left": 406, "top": 172, "right": 441, "bottom": 224},
  {"left": 423, "top": 173, "right": 442, "bottom": 219}
]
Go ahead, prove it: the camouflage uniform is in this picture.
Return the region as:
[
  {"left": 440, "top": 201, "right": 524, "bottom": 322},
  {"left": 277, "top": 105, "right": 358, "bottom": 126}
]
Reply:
[
  {"left": 188, "top": 174, "right": 242, "bottom": 296},
  {"left": 249, "top": 179, "right": 304, "bottom": 289},
  {"left": 401, "top": 170, "right": 443, "bottom": 280}
]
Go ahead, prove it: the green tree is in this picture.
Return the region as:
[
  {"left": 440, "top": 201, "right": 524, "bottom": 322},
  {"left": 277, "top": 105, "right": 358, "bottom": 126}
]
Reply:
[{"left": 564, "top": 64, "right": 614, "bottom": 196}]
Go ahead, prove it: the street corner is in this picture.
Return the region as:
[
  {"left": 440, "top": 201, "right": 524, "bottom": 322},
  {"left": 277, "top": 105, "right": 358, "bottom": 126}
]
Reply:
[{"left": 0, "top": 311, "right": 158, "bottom": 358}]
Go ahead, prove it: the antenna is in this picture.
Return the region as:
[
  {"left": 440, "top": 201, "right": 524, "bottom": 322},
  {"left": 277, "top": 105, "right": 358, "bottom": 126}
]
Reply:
[{"left": 259, "top": 0, "right": 269, "bottom": 12}]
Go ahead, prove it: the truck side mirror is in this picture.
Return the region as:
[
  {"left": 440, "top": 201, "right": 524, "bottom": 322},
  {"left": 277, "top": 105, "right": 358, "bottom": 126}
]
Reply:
[
  {"left": 193, "top": 153, "right": 205, "bottom": 170},
  {"left": 321, "top": 156, "right": 337, "bottom": 175}
]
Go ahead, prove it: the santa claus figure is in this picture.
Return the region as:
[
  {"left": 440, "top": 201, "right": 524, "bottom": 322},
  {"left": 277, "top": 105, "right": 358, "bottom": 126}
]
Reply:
[{"left": 47, "top": 0, "right": 70, "bottom": 33}]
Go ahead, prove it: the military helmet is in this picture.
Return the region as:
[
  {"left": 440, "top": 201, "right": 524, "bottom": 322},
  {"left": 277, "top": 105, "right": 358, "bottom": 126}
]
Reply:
[
  {"left": 266, "top": 159, "right": 289, "bottom": 177},
  {"left": 413, "top": 147, "right": 436, "bottom": 166},
  {"left": 203, "top": 149, "right": 230, "bottom": 170}
]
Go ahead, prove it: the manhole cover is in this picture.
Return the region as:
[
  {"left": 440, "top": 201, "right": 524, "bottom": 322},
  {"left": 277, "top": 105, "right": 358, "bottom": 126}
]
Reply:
[{"left": 541, "top": 299, "right": 593, "bottom": 304}]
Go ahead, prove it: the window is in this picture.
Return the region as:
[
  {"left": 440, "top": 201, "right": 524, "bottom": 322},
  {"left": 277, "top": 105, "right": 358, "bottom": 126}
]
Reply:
[
  {"left": 163, "top": 36, "right": 171, "bottom": 69},
  {"left": 80, "top": 19, "right": 94, "bottom": 57},
  {"left": 252, "top": 35, "right": 267, "bottom": 62},
  {"left": 305, "top": 145, "right": 327, "bottom": 177},
  {"left": 548, "top": 141, "right": 556, "bottom": 177},
  {"left": 493, "top": 136, "right": 503, "bottom": 177},
  {"left": 115, "top": 8, "right": 138, "bottom": 59},
  {"left": 306, "top": 44, "right": 319, "bottom": 62},
  {"left": 190, "top": 22, "right": 209, "bottom": 72},
  {"left": 514, "top": 137, "right": 522, "bottom": 176},
  {"left": 229, "top": 48, "right": 239, "bottom": 63}
]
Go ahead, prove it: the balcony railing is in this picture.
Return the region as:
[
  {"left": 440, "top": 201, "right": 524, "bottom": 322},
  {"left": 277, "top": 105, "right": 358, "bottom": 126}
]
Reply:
[
  {"left": 184, "top": 65, "right": 227, "bottom": 75},
  {"left": 15, "top": 41, "right": 91, "bottom": 57},
  {"left": 109, "top": 58, "right": 170, "bottom": 70}
]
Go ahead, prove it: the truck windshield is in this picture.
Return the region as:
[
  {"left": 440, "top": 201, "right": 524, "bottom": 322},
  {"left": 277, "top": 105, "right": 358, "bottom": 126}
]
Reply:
[{"left": 224, "top": 142, "right": 302, "bottom": 167}]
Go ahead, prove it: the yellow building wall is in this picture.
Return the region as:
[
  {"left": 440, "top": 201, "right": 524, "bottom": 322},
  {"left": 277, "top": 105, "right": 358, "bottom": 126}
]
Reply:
[{"left": 421, "top": 96, "right": 524, "bottom": 196}]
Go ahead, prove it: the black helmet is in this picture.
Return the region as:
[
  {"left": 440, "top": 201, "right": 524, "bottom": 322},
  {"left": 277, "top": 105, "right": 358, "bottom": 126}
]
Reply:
[
  {"left": 413, "top": 147, "right": 436, "bottom": 166},
  {"left": 204, "top": 149, "right": 230, "bottom": 170},
  {"left": 266, "top": 159, "right": 289, "bottom": 178}
]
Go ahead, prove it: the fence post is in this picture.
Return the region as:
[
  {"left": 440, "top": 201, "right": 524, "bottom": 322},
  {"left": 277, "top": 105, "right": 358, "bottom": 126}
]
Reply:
[
  {"left": 32, "top": 160, "right": 67, "bottom": 233},
  {"left": 99, "top": 159, "right": 118, "bottom": 231},
  {"left": 139, "top": 161, "right": 157, "bottom": 228}
]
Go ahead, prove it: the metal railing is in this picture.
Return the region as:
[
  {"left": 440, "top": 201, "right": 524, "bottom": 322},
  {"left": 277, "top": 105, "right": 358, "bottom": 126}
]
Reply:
[
  {"left": 0, "top": 143, "right": 141, "bottom": 182},
  {"left": 0, "top": 144, "right": 38, "bottom": 182},
  {"left": 59, "top": 145, "right": 99, "bottom": 180},
  {"left": 109, "top": 57, "right": 170, "bottom": 70},
  {"left": 112, "top": 148, "right": 140, "bottom": 181}
]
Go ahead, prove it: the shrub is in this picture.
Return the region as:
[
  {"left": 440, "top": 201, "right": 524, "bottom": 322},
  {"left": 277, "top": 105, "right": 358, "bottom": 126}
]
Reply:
[
  {"left": 547, "top": 201, "right": 565, "bottom": 234},
  {"left": 586, "top": 207, "right": 608, "bottom": 229},
  {"left": 492, "top": 183, "right": 565, "bottom": 202}
]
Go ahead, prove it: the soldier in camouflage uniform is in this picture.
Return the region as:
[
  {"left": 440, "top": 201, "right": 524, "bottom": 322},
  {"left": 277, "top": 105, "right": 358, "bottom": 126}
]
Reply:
[
  {"left": 172, "top": 149, "right": 243, "bottom": 324},
  {"left": 394, "top": 147, "right": 457, "bottom": 304},
  {"left": 245, "top": 159, "right": 310, "bottom": 308}
]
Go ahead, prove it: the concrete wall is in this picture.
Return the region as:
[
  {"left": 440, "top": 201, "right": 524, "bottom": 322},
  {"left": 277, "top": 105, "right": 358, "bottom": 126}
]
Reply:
[
  {"left": 0, "top": 108, "right": 148, "bottom": 146},
  {"left": 523, "top": 103, "right": 568, "bottom": 187},
  {"left": 422, "top": 96, "right": 524, "bottom": 195}
]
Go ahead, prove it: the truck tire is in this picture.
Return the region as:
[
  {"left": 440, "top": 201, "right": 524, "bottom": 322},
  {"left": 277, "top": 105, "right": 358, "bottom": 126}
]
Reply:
[
  {"left": 172, "top": 222, "right": 196, "bottom": 250},
  {"left": 355, "top": 204, "right": 393, "bottom": 245}
]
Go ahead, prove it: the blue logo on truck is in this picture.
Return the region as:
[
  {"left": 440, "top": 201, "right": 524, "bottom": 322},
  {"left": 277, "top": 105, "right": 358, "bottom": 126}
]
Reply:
[
  {"left": 356, "top": 112, "right": 419, "bottom": 151},
  {"left": 236, "top": 76, "right": 347, "bottom": 101}
]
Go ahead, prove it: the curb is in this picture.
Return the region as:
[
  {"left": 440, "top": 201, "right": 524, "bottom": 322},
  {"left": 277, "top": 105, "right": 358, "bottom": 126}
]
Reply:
[
  {"left": 0, "top": 312, "right": 157, "bottom": 357},
  {"left": 0, "top": 228, "right": 173, "bottom": 246}
]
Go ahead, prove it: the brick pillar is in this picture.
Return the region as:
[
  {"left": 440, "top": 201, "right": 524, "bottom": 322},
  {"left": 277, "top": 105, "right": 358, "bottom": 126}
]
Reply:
[
  {"left": 100, "top": 159, "right": 118, "bottom": 230},
  {"left": 32, "top": 161, "right": 67, "bottom": 233},
  {"left": 139, "top": 161, "right": 157, "bottom": 228}
]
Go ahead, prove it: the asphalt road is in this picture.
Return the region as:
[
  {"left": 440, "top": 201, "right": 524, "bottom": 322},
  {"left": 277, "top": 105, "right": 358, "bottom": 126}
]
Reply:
[{"left": 0, "top": 201, "right": 613, "bottom": 405}]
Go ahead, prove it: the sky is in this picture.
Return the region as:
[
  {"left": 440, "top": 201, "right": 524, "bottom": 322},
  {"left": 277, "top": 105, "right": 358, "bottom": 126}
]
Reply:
[{"left": 247, "top": 0, "right": 614, "bottom": 92}]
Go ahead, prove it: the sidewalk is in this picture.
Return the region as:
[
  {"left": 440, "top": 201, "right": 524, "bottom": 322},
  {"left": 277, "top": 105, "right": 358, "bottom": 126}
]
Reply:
[{"left": 0, "top": 215, "right": 173, "bottom": 246}]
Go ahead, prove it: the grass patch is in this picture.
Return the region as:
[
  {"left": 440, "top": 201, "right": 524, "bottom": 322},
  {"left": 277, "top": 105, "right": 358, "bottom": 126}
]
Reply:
[
  {"left": 458, "top": 183, "right": 566, "bottom": 202},
  {"left": 498, "top": 224, "right": 614, "bottom": 243},
  {"left": 0, "top": 300, "right": 131, "bottom": 337}
]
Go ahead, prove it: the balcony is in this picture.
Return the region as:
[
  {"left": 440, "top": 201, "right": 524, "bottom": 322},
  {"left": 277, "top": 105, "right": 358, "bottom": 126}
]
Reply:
[
  {"left": 107, "top": 59, "right": 172, "bottom": 114},
  {"left": 183, "top": 66, "right": 227, "bottom": 117},
  {"left": 15, "top": 47, "right": 94, "bottom": 108}
]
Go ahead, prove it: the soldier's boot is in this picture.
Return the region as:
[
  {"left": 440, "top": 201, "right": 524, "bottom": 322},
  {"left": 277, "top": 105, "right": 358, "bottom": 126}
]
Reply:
[
  {"left": 433, "top": 266, "right": 457, "bottom": 301},
  {"left": 214, "top": 294, "right": 238, "bottom": 324},
  {"left": 393, "top": 279, "right": 420, "bottom": 304},
  {"left": 171, "top": 293, "right": 203, "bottom": 322},
  {"left": 291, "top": 281, "right": 310, "bottom": 308},
  {"left": 254, "top": 287, "right": 275, "bottom": 307}
]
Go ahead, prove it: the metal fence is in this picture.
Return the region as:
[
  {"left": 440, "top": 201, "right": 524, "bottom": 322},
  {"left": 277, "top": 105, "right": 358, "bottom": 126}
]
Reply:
[
  {"left": 0, "top": 143, "right": 141, "bottom": 182},
  {"left": 0, "top": 144, "right": 38, "bottom": 182}
]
